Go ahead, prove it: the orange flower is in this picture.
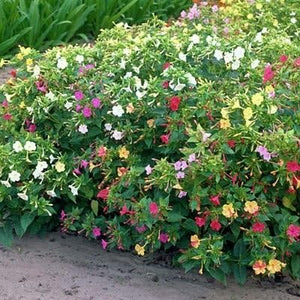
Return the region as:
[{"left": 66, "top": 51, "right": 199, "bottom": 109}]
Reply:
[
  {"left": 190, "top": 235, "right": 201, "bottom": 248},
  {"left": 267, "top": 259, "right": 286, "bottom": 274},
  {"left": 252, "top": 260, "right": 267, "bottom": 275},
  {"left": 244, "top": 201, "right": 259, "bottom": 214}
]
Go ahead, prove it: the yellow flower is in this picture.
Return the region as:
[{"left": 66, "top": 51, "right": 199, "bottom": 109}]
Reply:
[
  {"left": 222, "top": 203, "right": 237, "bottom": 218},
  {"left": 0, "top": 59, "right": 5, "bottom": 68},
  {"left": 221, "top": 107, "right": 229, "bottom": 119},
  {"left": 252, "top": 260, "right": 267, "bottom": 275},
  {"left": 190, "top": 235, "right": 201, "bottom": 248},
  {"left": 265, "top": 85, "right": 274, "bottom": 93},
  {"left": 26, "top": 58, "right": 33, "bottom": 66},
  {"left": 119, "top": 146, "right": 129, "bottom": 159},
  {"left": 147, "top": 119, "right": 155, "bottom": 128},
  {"left": 273, "top": 19, "right": 278, "bottom": 27},
  {"left": 19, "top": 45, "right": 31, "bottom": 56},
  {"left": 267, "top": 259, "right": 286, "bottom": 274},
  {"left": 135, "top": 244, "right": 145, "bottom": 256},
  {"left": 247, "top": 14, "right": 254, "bottom": 20},
  {"left": 256, "top": 3, "right": 263, "bottom": 10},
  {"left": 19, "top": 101, "right": 26, "bottom": 109},
  {"left": 16, "top": 53, "right": 23, "bottom": 60},
  {"left": 244, "top": 201, "right": 259, "bottom": 214},
  {"left": 220, "top": 118, "right": 231, "bottom": 129},
  {"left": 231, "top": 99, "right": 241, "bottom": 109},
  {"left": 243, "top": 107, "right": 253, "bottom": 127},
  {"left": 251, "top": 93, "right": 264, "bottom": 106},
  {"left": 55, "top": 161, "right": 65, "bottom": 173},
  {"left": 126, "top": 103, "right": 135, "bottom": 114},
  {"left": 268, "top": 105, "right": 277, "bottom": 114}
]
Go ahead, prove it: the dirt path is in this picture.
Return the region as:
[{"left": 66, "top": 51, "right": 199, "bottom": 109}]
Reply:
[{"left": 0, "top": 232, "right": 299, "bottom": 300}]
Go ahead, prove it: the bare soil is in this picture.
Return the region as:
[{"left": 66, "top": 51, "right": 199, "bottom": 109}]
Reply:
[{"left": 0, "top": 232, "right": 299, "bottom": 300}]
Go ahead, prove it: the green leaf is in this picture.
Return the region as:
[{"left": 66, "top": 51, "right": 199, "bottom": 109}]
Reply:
[
  {"left": 291, "top": 254, "right": 300, "bottom": 278},
  {"left": 167, "top": 211, "right": 184, "bottom": 223},
  {"left": 233, "top": 239, "right": 246, "bottom": 258},
  {"left": 233, "top": 264, "right": 247, "bottom": 285},
  {"left": 21, "top": 214, "right": 35, "bottom": 232},
  {"left": 230, "top": 223, "right": 240, "bottom": 240},
  {"left": 182, "top": 219, "right": 198, "bottom": 233},
  {"left": 91, "top": 200, "right": 99, "bottom": 216},
  {"left": 0, "top": 225, "right": 13, "bottom": 247},
  {"left": 206, "top": 266, "right": 227, "bottom": 286}
]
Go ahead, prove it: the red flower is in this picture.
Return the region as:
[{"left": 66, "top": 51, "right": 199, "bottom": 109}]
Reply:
[
  {"left": 162, "top": 81, "right": 169, "bottom": 89},
  {"left": 210, "top": 219, "right": 221, "bottom": 231},
  {"left": 279, "top": 55, "right": 288, "bottom": 63},
  {"left": 263, "top": 65, "right": 275, "bottom": 83},
  {"left": 210, "top": 195, "right": 220, "bottom": 206},
  {"left": 163, "top": 62, "right": 172, "bottom": 70},
  {"left": 227, "top": 140, "right": 236, "bottom": 148},
  {"left": 286, "top": 161, "right": 300, "bottom": 172},
  {"left": 160, "top": 133, "right": 170, "bottom": 144},
  {"left": 252, "top": 222, "right": 266, "bottom": 233},
  {"left": 286, "top": 224, "right": 300, "bottom": 241},
  {"left": 28, "top": 124, "right": 36, "bottom": 133},
  {"left": 195, "top": 216, "right": 206, "bottom": 227},
  {"left": 169, "top": 96, "right": 181, "bottom": 111},
  {"left": 293, "top": 57, "right": 300, "bottom": 68},
  {"left": 97, "top": 188, "right": 109, "bottom": 200},
  {"left": 10, "top": 69, "right": 17, "bottom": 77},
  {"left": 149, "top": 202, "right": 159, "bottom": 216},
  {"left": 120, "top": 204, "right": 130, "bottom": 216}
]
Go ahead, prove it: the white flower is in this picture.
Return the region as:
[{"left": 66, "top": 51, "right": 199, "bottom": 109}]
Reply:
[
  {"left": 254, "top": 32, "right": 263, "bottom": 43},
  {"left": 1, "top": 180, "right": 11, "bottom": 188},
  {"left": 232, "top": 60, "right": 241, "bottom": 70},
  {"left": 185, "top": 73, "right": 197, "bottom": 86},
  {"left": 190, "top": 34, "right": 200, "bottom": 44},
  {"left": 17, "top": 193, "right": 28, "bottom": 201},
  {"left": 111, "top": 130, "right": 123, "bottom": 140},
  {"left": 36, "top": 161, "right": 48, "bottom": 171},
  {"left": 251, "top": 59, "right": 260, "bottom": 69},
  {"left": 33, "top": 169, "right": 44, "bottom": 179},
  {"left": 68, "top": 185, "right": 79, "bottom": 196},
  {"left": 57, "top": 57, "right": 68, "bottom": 70},
  {"left": 261, "top": 27, "right": 268, "bottom": 34},
  {"left": 124, "top": 72, "right": 132, "bottom": 79},
  {"left": 224, "top": 52, "right": 234, "bottom": 64},
  {"left": 123, "top": 48, "right": 131, "bottom": 56},
  {"left": 46, "top": 190, "right": 57, "bottom": 198},
  {"left": 75, "top": 55, "right": 84, "bottom": 64},
  {"left": 8, "top": 170, "right": 21, "bottom": 182},
  {"left": 133, "top": 66, "right": 140, "bottom": 74},
  {"left": 214, "top": 49, "right": 223, "bottom": 61},
  {"left": 27, "top": 107, "right": 33, "bottom": 114},
  {"left": 24, "top": 141, "right": 36, "bottom": 151},
  {"left": 206, "top": 35, "right": 213, "bottom": 45},
  {"left": 169, "top": 80, "right": 185, "bottom": 91},
  {"left": 33, "top": 65, "right": 40, "bottom": 78},
  {"left": 13, "top": 141, "right": 23, "bottom": 153},
  {"left": 202, "top": 132, "right": 211, "bottom": 142},
  {"left": 291, "top": 17, "right": 297, "bottom": 24},
  {"left": 119, "top": 58, "right": 126, "bottom": 69},
  {"left": 112, "top": 105, "right": 124, "bottom": 117},
  {"left": 64, "top": 101, "right": 73, "bottom": 110},
  {"left": 234, "top": 47, "right": 245, "bottom": 60},
  {"left": 179, "top": 52, "right": 187, "bottom": 62},
  {"left": 104, "top": 123, "right": 112, "bottom": 131},
  {"left": 45, "top": 91, "right": 55, "bottom": 101},
  {"left": 136, "top": 90, "right": 147, "bottom": 99},
  {"left": 78, "top": 124, "right": 88, "bottom": 134},
  {"left": 49, "top": 155, "right": 55, "bottom": 164}
]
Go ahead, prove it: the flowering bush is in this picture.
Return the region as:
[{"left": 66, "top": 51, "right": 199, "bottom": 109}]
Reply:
[{"left": 0, "top": 0, "right": 299, "bottom": 284}]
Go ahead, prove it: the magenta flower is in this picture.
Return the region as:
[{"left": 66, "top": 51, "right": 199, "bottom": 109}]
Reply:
[
  {"left": 136, "top": 225, "right": 147, "bottom": 233},
  {"left": 73, "top": 168, "right": 81, "bottom": 175},
  {"left": 149, "top": 202, "right": 159, "bottom": 216},
  {"left": 93, "top": 227, "right": 101, "bottom": 237},
  {"left": 2, "top": 99, "right": 8, "bottom": 108},
  {"left": 80, "top": 160, "right": 89, "bottom": 168},
  {"left": 82, "top": 106, "right": 92, "bottom": 118},
  {"left": 159, "top": 233, "right": 169, "bottom": 244},
  {"left": 3, "top": 113, "right": 12, "bottom": 121},
  {"left": 178, "top": 191, "right": 187, "bottom": 198},
  {"left": 287, "top": 224, "right": 300, "bottom": 241},
  {"left": 91, "top": 98, "right": 101, "bottom": 108},
  {"left": 101, "top": 239, "right": 108, "bottom": 250},
  {"left": 60, "top": 210, "right": 66, "bottom": 221},
  {"left": 75, "top": 104, "right": 82, "bottom": 112},
  {"left": 28, "top": 124, "right": 36, "bottom": 133},
  {"left": 74, "top": 90, "right": 84, "bottom": 100},
  {"left": 174, "top": 161, "right": 182, "bottom": 171}
]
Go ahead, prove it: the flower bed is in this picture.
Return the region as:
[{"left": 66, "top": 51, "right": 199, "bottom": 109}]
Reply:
[{"left": 0, "top": 0, "right": 299, "bottom": 284}]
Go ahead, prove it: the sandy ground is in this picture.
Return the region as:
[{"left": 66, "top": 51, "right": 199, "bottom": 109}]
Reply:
[{"left": 0, "top": 232, "right": 299, "bottom": 300}]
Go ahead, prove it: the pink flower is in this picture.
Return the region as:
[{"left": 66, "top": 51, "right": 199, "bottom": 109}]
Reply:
[
  {"left": 162, "top": 81, "right": 169, "bottom": 89},
  {"left": 120, "top": 204, "right": 129, "bottom": 216},
  {"left": 178, "top": 191, "right": 187, "bottom": 198},
  {"left": 28, "top": 124, "right": 36, "bottom": 133},
  {"left": 74, "top": 90, "right": 84, "bottom": 100},
  {"left": 169, "top": 96, "right": 181, "bottom": 112},
  {"left": 286, "top": 161, "right": 300, "bottom": 172},
  {"left": 97, "top": 188, "right": 109, "bottom": 200},
  {"left": 2, "top": 99, "right": 8, "bottom": 108},
  {"left": 160, "top": 134, "right": 170, "bottom": 144},
  {"left": 92, "top": 227, "right": 101, "bottom": 237},
  {"left": 3, "top": 113, "right": 12, "bottom": 121},
  {"left": 149, "top": 202, "right": 159, "bottom": 216},
  {"left": 75, "top": 104, "right": 82, "bottom": 112},
  {"left": 195, "top": 216, "right": 206, "bottom": 227},
  {"left": 293, "top": 57, "right": 300, "bottom": 68},
  {"left": 212, "top": 5, "right": 219, "bottom": 13},
  {"left": 159, "top": 233, "right": 169, "bottom": 244},
  {"left": 252, "top": 222, "right": 266, "bottom": 233},
  {"left": 101, "top": 239, "right": 108, "bottom": 250},
  {"left": 136, "top": 225, "right": 147, "bottom": 233},
  {"left": 97, "top": 146, "right": 107, "bottom": 157},
  {"left": 176, "top": 171, "right": 185, "bottom": 179},
  {"left": 82, "top": 106, "right": 92, "bottom": 118},
  {"left": 35, "top": 80, "right": 47, "bottom": 93},
  {"left": 287, "top": 224, "right": 300, "bottom": 241},
  {"left": 279, "top": 55, "right": 288, "bottom": 63},
  {"left": 60, "top": 210, "right": 66, "bottom": 221},
  {"left": 263, "top": 65, "right": 275, "bottom": 83},
  {"left": 210, "top": 219, "right": 221, "bottom": 231},
  {"left": 188, "top": 153, "right": 196, "bottom": 163},
  {"left": 210, "top": 195, "right": 220, "bottom": 206},
  {"left": 73, "top": 168, "right": 81, "bottom": 175},
  {"left": 145, "top": 165, "right": 152, "bottom": 175},
  {"left": 163, "top": 62, "right": 172, "bottom": 70},
  {"left": 91, "top": 98, "right": 101, "bottom": 108},
  {"left": 80, "top": 160, "right": 89, "bottom": 168}
]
